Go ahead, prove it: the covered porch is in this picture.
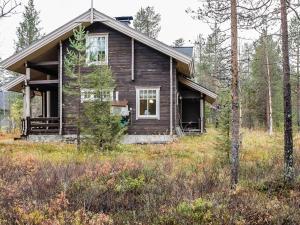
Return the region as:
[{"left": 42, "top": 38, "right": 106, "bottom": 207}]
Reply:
[
  {"left": 177, "top": 76, "right": 217, "bottom": 134},
  {"left": 1, "top": 44, "right": 63, "bottom": 136}
]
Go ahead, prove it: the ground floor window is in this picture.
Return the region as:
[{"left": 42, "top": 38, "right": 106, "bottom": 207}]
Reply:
[
  {"left": 81, "top": 89, "right": 114, "bottom": 103},
  {"left": 136, "top": 87, "right": 160, "bottom": 120}
]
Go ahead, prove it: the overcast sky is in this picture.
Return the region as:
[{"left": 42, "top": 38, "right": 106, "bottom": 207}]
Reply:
[{"left": 0, "top": 0, "right": 212, "bottom": 60}]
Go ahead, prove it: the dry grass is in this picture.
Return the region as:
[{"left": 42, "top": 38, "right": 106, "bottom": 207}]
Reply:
[{"left": 0, "top": 129, "right": 300, "bottom": 224}]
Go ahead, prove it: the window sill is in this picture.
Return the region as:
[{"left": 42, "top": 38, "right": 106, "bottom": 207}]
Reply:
[
  {"left": 86, "top": 61, "right": 108, "bottom": 66},
  {"left": 136, "top": 116, "right": 160, "bottom": 120}
]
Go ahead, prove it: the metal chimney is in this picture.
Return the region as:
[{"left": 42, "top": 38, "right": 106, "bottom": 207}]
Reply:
[{"left": 115, "top": 16, "right": 133, "bottom": 26}]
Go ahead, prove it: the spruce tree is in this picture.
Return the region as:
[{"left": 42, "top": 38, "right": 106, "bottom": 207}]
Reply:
[
  {"left": 64, "top": 26, "right": 124, "bottom": 150},
  {"left": 15, "top": 0, "right": 42, "bottom": 52},
  {"left": 133, "top": 6, "right": 161, "bottom": 39}
]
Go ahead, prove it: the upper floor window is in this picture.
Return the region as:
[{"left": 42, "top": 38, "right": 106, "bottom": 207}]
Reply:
[{"left": 86, "top": 34, "right": 108, "bottom": 65}]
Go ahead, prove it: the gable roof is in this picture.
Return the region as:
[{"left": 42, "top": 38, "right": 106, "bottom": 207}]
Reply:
[{"left": 0, "top": 8, "right": 193, "bottom": 75}]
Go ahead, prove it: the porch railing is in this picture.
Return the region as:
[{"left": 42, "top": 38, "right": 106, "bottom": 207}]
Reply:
[
  {"left": 21, "top": 117, "right": 60, "bottom": 136},
  {"left": 181, "top": 119, "right": 202, "bottom": 133}
]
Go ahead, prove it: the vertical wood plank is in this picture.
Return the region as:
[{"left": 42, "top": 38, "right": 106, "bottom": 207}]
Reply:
[
  {"left": 46, "top": 75, "right": 51, "bottom": 118},
  {"left": 25, "top": 67, "right": 31, "bottom": 118},
  {"left": 59, "top": 41, "right": 63, "bottom": 135},
  {"left": 200, "top": 94, "right": 204, "bottom": 133},
  {"left": 131, "top": 38, "right": 135, "bottom": 81},
  {"left": 170, "top": 57, "right": 173, "bottom": 135}
]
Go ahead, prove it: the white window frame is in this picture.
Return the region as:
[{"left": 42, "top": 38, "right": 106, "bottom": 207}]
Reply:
[
  {"left": 86, "top": 33, "right": 109, "bottom": 65},
  {"left": 136, "top": 87, "right": 160, "bottom": 120},
  {"left": 81, "top": 88, "right": 113, "bottom": 103}
]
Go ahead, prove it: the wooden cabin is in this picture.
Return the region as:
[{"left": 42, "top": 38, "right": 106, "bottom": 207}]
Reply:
[{"left": 0, "top": 8, "right": 217, "bottom": 143}]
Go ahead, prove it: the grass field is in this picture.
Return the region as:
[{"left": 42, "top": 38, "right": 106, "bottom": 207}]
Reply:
[{"left": 0, "top": 129, "right": 300, "bottom": 224}]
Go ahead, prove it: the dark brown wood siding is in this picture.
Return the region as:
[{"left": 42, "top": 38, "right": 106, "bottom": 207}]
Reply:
[{"left": 62, "top": 22, "right": 176, "bottom": 135}]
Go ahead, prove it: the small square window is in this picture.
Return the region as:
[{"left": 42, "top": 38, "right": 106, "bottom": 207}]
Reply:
[{"left": 81, "top": 89, "right": 113, "bottom": 103}]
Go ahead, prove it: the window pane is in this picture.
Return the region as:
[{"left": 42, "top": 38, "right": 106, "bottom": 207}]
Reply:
[
  {"left": 138, "top": 89, "right": 158, "bottom": 117},
  {"left": 148, "top": 99, "right": 156, "bottom": 115},
  {"left": 87, "top": 36, "right": 107, "bottom": 63},
  {"left": 140, "top": 99, "right": 148, "bottom": 115}
]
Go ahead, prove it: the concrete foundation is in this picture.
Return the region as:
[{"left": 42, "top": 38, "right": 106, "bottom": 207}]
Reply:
[
  {"left": 122, "top": 135, "right": 175, "bottom": 144},
  {"left": 26, "top": 135, "right": 176, "bottom": 144}
]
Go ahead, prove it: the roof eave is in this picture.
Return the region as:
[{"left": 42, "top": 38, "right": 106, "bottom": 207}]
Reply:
[
  {"left": 0, "top": 9, "right": 91, "bottom": 69},
  {"left": 0, "top": 75, "right": 25, "bottom": 92},
  {"left": 1, "top": 8, "right": 193, "bottom": 75}
]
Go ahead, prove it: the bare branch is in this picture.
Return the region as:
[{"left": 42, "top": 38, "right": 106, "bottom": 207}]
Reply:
[{"left": 0, "top": 0, "right": 21, "bottom": 18}]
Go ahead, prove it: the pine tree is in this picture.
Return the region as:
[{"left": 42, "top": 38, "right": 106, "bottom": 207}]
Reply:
[
  {"left": 189, "top": 0, "right": 279, "bottom": 189},
  {"left": 15, "top": 0, "right": 42, "bottom": 52},
  {"left": 133, "top": 6, "right": 161, "bottom": 39},
  {"left": 64, "top": 25, "right": 86, "bottom": 150},
  {"left": 197, "top": 25, "right": 230, "bottom": 90},
  {"left": 280, "top": 0, "right": 294, "bottom": 185},
  {"left": 242, "top": 35, "right": 282, "bottom": 130},
  {"left": 289, "top": 16, "right": 300, "bottom": 132}
]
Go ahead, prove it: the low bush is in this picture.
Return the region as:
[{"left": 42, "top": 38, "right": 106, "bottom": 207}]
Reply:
[{"left": 0, "top": 129, "right": 300, "bottom": 224}]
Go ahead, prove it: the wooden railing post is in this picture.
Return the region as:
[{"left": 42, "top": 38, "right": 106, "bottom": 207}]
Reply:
[{"left": 26, "top": 117, "right": 31, "bottom": 135}]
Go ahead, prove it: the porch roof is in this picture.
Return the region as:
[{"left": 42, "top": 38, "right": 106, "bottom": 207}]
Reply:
[
  {"left": 0, "top": 75, "right": 25, "bottom": 92},
  {"left": 178, "top": 76, "right": 217, "bottom": 104}
]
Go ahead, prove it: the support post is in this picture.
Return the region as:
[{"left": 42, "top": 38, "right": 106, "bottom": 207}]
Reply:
[
  {"left": 42, "top": 91, "right": 46, "bottom": 117},
  {"left": 200, "top": 95, "right": 204, "bottom": 133},
  {"left": 22, "top": 89, "right": 27, "bottom": 135},
  {"left": 59, "top": 41, "right": 63, "bottom": 135},
  {"left": 170, "top": 57, "right": 173, "bottom": 135},
  {"left": 25, "top": 67, "right": 31, "bottom": 118},
  {"left": 23, "top": 65, "right": 31, "bottom": 136},
  {"left": 131, "top": 38, "right": 135, "bottom": 81},
  {"left": 46, "top": 75, "right": 51, "bottom": 118}
]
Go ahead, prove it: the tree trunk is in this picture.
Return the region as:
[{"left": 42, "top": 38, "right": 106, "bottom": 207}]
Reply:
[
  {"left": 230, "top": 0, "right": 240, "bottom": 189},
  {"left": 297, "top": 43, "right": 300, "bottom": 132},
  {"left": 77, "top": 62, "right": 81, "bottom": 150},
  {"left": 264, "top": 33, "right": 273, "bottom": 135},
  {"left": 280, "top": 0, "right": 294, "bottom": 184}
]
